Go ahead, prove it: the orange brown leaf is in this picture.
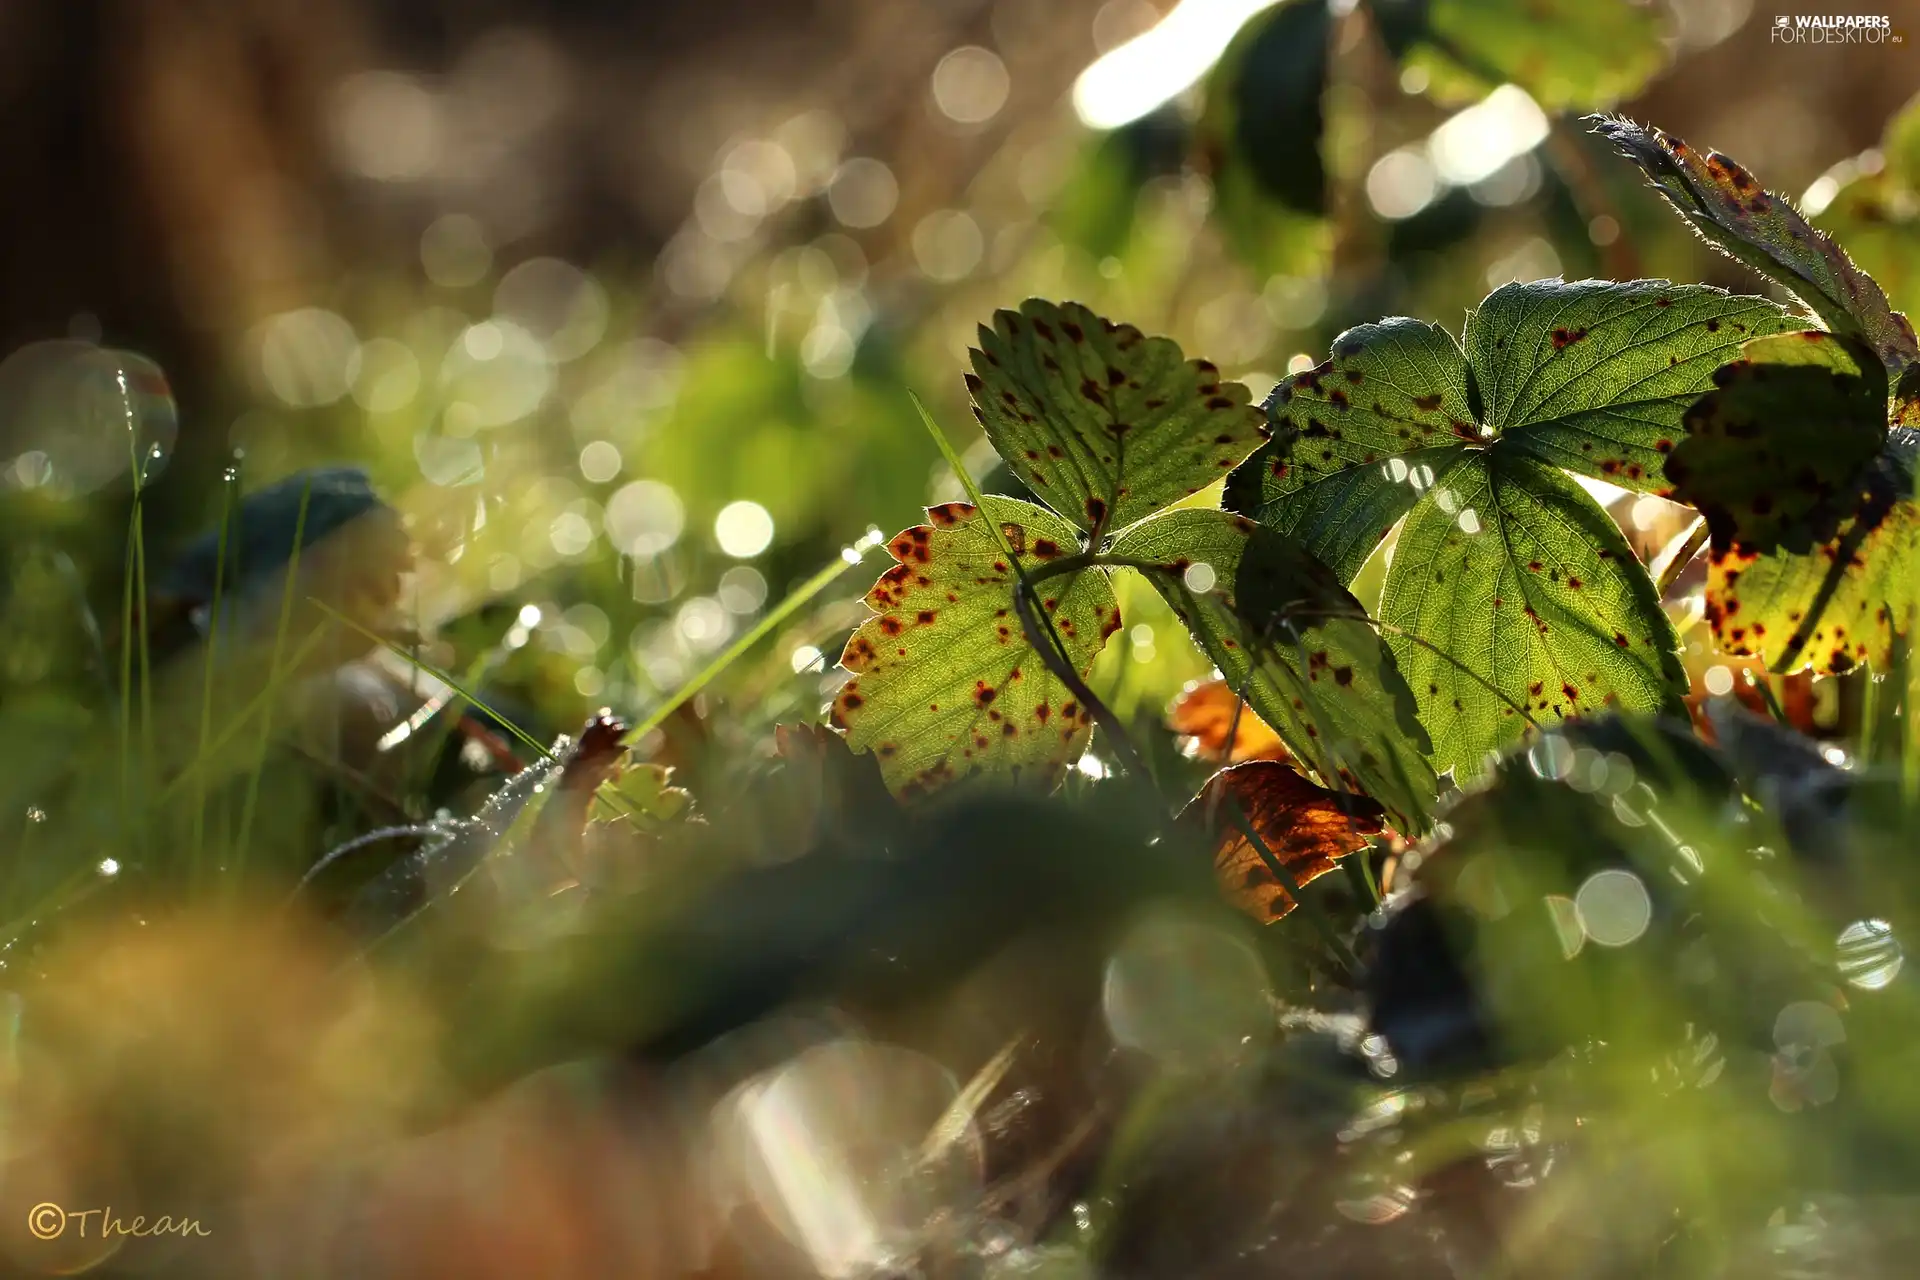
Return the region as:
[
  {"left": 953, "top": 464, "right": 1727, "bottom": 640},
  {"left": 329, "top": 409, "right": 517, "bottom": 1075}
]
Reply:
[
  {"left": 1168, "top": 678, "right": 1290, "bottom": 763},
  {"left": 1184, "top": 761, "right": 1384, "bottom": 924}
]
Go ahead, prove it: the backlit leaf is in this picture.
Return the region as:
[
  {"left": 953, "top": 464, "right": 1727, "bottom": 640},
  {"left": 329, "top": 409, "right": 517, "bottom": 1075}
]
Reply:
[
  {"left": 1226, "top": 317, "right": 1479, "bottom": 581},
  {"left": 1591, "top": 115, "right": 1919, "bottom": 375},
  {"left": 1229, "top": 283, "right": 1788, "bottom": 576},
  {"left": 1469, "top": 279, "right": 1798, "bottom": 492},
  {"left": 1383, "top": 451, "right": 1683, "bottom": 776},
  {"left": 1169, "top": 677, "right": 1291, "bottom": 763},
  {"left": 832, "top": 497, "right": 1118, "bottom": 799},
  {"left": 1183, "top": 761, "right": 1383, "bottom": 923},
  {"left": 1667, "top": 330, "right": 1918, "bottom": 674},
  {"left": 967, "top": 300, "right": 1267, "bottom": 536},
  {"left": 1374, "top": 0, "right": 1666, "bottom": 111},
  {"left": 1666, "top": 331, "right": 1887, "bottom": 554},
  {"left": 589, "top": 762, "right": 692, "bottom": 830},
  {"left": 1230, "top": 280, "right": 1756, "bottom": 774},
  {"left": 1110, "top": 508, "right": 1436, "bottom": 831}
]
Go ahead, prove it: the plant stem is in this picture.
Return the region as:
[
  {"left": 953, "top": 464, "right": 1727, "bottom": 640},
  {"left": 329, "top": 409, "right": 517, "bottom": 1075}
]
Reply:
[{"left": 1010, "top": 578, "right": 1154, "bottom": 785}]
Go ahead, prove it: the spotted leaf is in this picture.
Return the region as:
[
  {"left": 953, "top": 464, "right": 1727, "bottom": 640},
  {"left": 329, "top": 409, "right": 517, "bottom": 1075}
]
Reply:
[
  {"left": 1374, "top": 0, "right": 1666, "bottom": 111},
  {"left": 1227, "top": 317, "right": 1478, "bottom": 581},
  {"left": 832, "top": 497, "right": 1118, "bottom": 799},
  {"left": 1668, "top": 330, "right": 1918, "bottom": 674},
  {"left": 1469, "top": 279, "right": 1798, "bottom": 492},
  {"left": 1229, "top": 281, "right": 1754, "bottom": 776},
  {"left": 1111, "top": 508, "right": 1436, "bottom": 832},
  {"left": 1668, "top": 331, "right": 1887, "bottom": 553},
  {"left": 1183, "top": 761, "right": 1383, "bottom": 924},
  {"left": 1381, "top": 450, "right": 1685, "bottom": 777},
  {"left": 1591, "top": 115, "right": 1918, "bottom": 376},
  {"left": 1169, "top": 677, "right": 1291, "bottom": 763},
  {"left": 968, "top": 300, "right": 1267, "bottom": 537}
]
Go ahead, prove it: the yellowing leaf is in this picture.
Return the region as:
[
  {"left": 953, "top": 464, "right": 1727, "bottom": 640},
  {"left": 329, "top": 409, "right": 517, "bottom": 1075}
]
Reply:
[
  {"left": 1169, "top": 678, "right": 1291, "bottom": 764},
  {"left": 1667, "top": 330, "right": 1918, "bottom": 674},
  {"left": 832, "top": 497, "right": 1117, "bottom": 799}
]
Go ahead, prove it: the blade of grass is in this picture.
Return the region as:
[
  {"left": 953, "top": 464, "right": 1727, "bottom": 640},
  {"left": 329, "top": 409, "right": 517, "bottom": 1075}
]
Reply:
[
  {"left": 118, "top": 515, "right": 137, "bottom": 851},
  {"left": 155, "top": 621, "right": 334, "bottom": 804},
  {"left": 190, "top": 471, "right": 239, "bottom": 881},
  {"left": 313, "top": 601, "right": 556, "bottom": 764},
  {"left": 235, "top": 480, "right": 314, "bottom": 870},
  {"left": 619, "top": 528, "right": 886, "bottom": 749}
]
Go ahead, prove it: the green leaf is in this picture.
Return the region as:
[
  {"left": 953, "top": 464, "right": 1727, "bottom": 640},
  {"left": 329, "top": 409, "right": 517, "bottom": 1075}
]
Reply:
[
  {"left": 831, "top": 497, "right": 1117, "bottom": 799},
  {"left": 1373, "top": 0, "right": 1666, "bottom": 110},
  {"left": 1226, "top": 279, "right": 1768, "bottom": 772},
  {"left": 1110, "top": 508, "right": 1436, "bottom": 831},
  {"left": 1380, "top": 451, "right": 1684, "bottom": 776},
  {"left": 1591, "top": 115, "right": 1919, "bottom": 375},
  {"left": 1667, "top": 330, "right": 1918, "bottom": 674},
  {"left": 590, "top": 762, "right": 692, "bottom": 829},
  {"left": 1469, "top": 279, "right": 1800, "bottom": 491},
  {"left": 1198, "top": 0, "right": 1335, "bottom": 277},
  {"left": 1228, "top": 282, "right": 1792, "bottom": 569},
  {"left": 968, "top": 301, "right": 1268, "bottom": 536},
  {"left": 1226, "top": 317, "right": 1480, "bottom": 580}
]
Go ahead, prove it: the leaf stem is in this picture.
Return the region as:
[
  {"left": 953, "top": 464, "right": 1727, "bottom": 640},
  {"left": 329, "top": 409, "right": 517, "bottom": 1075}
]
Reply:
[{"left": 1653, "top": 517, "right": 1709, "bottom": 597}]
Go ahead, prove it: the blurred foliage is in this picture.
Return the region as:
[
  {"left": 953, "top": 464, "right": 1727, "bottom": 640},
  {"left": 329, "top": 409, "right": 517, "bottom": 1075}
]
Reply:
[{"left": 0, "top": 0, "right": 1917, "bottom": 1275}]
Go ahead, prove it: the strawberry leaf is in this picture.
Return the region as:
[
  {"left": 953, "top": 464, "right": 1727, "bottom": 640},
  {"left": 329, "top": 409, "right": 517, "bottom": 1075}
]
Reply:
[
  {"left": 1183, "top": 761, "right": 1383, "bottom": 924},
  {"left": 1381, "top": 450, "right": 1685, "bottom": 776},
  {"left": 1225, "top": 316, "right": 1480, "bottom": 581},
  {"left": 967, "top": 300, "right": 1267, "bottom": 537},
  {"left": 1230, "top": 280, "right": 1733, "bottom": 775},
  {"left": 1468, "top": 279, "right": 1799, "bottom": 491},
  {"left": 1590, "top": 115, "right": 1919, "bottom": 376},
  {"left": 831, "top": 497, "right": 1118, "bottom": 799},
  {"left": 1229, "top": 283, "right": 1791, "bottom": 579},
  {"left": 1111, "top": 508, "right": 1436, "bottom": 832},
  {"left": 1667, "top": 330, "right": 1919, "bottom": 674}
]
